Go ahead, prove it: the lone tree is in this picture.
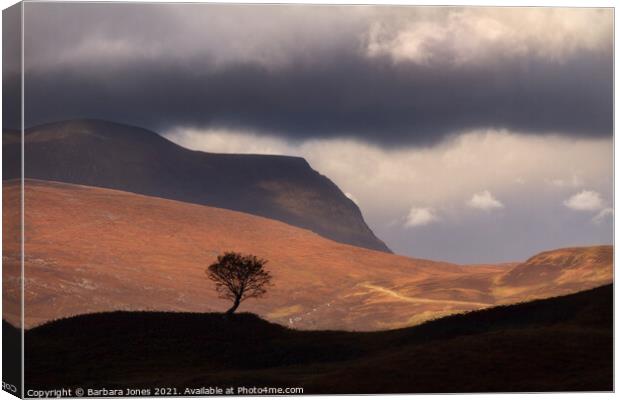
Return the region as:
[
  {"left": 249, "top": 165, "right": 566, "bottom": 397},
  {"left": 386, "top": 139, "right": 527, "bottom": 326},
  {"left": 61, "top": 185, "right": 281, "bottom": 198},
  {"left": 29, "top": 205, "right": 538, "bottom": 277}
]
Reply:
[{"left": 206, "top": 252, "right": 273, "bottom": 314}]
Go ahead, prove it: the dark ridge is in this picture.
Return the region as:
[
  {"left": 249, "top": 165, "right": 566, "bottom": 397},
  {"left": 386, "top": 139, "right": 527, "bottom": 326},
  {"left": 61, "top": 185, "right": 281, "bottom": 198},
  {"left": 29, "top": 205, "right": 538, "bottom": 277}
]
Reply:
[
  {"left": 3, "top": 119, "right": 391, "bottom": 253},
  {"left": 25, "top": 285, "right": 612, "bottom": 393},
  {"left": 2, "top": 320, "right": 21, "bottom": 397}
]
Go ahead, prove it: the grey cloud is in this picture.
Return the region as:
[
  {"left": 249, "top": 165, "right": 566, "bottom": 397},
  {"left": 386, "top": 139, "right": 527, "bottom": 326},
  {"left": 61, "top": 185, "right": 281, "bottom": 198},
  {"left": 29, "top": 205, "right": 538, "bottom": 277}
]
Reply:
[
  {"left": 14, "top": 3, "right": 613, "bottom": 146},
  {"left": 3, "top": 3, "right": 21, "bottom": 127}
]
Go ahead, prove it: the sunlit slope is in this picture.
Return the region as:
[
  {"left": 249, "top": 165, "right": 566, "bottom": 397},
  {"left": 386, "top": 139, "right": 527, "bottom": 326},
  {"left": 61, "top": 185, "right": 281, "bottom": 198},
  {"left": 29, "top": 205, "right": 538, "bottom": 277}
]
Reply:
[
  {"left": 6, "top": 180, "right": 612, "bottom": 330},
  {"left": 494, "top": 245, "right": 613, "bottom": 301},
  {"left": 3, "top": 119, "right": 390, "bottom": 252}
]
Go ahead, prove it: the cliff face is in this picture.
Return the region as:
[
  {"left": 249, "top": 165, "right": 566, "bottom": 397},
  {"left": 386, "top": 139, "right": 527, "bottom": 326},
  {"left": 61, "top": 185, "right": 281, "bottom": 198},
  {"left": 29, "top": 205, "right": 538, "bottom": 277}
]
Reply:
[{"left": 4, "top": 119, "right": 390, "bottom": 252}]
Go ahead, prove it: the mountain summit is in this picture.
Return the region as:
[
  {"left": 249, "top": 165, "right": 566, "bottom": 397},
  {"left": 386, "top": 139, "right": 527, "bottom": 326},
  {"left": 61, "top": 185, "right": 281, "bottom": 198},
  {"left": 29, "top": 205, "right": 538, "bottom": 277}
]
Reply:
[{"left": 3, "top": 119, "right": 390, "bottom": 252}]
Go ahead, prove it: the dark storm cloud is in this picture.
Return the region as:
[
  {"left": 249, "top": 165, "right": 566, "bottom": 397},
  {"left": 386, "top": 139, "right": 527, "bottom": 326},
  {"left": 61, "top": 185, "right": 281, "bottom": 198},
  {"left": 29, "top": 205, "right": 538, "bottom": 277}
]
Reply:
[
  {"left": 3, "top": 3, "right": 22, "bottom": 129},
  {"left": 22, "top": 51, "right": 612, "bottom": 146},
  {"left": 16, "top": 3, "right": 613, "bottom": 146}
]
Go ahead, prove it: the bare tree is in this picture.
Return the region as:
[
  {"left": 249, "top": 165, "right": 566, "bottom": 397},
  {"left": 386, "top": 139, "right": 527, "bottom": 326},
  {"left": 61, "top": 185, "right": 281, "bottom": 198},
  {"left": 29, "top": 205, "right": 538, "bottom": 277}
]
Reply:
[{"left": 206, "top": 252, "right": 273, "bottom": 314}]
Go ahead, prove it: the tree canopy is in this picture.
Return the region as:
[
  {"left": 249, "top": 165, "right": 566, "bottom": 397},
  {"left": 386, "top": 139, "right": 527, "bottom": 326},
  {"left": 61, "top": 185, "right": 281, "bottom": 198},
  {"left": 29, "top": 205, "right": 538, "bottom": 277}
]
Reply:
[{"left": 207, "top": 252, "right": 272, "bottom": 314}]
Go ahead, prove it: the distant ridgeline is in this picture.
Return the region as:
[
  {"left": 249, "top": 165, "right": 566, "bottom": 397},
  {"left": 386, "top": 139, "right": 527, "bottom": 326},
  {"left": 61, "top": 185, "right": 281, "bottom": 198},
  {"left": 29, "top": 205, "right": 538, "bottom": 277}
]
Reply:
[{"left": 3, "top": 119, "right": 390, "bottom": 252}]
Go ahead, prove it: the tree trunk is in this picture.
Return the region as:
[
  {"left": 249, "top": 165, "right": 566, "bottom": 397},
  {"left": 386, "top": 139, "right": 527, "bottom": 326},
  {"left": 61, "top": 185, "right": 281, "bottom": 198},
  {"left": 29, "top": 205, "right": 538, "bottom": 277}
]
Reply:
[{"left": 226, "top": 297, "right": 241, "bottom": 315}]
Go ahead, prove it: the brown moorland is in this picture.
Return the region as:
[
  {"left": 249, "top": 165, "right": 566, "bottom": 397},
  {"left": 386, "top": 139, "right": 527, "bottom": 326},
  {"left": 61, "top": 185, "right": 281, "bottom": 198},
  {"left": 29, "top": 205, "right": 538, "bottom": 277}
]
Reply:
[
  {"left": 3, "top": 179, "right": 613, "bottom": 331},
  {"left": 3, "top": 119, "right": 390, "bottom": 252}
]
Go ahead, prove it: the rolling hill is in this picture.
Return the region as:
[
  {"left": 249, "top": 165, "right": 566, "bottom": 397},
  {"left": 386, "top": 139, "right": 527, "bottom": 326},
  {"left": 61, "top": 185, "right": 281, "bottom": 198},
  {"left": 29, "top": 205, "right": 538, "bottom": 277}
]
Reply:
[
  {"left": 3, "top": 179, "right": 612, "bottom": 331},
  {"left": 2, "top": 119, "right": 389, "bottom": 252},
  {"left": 22, "top": 285, "right": 613, "bottom": 393}
]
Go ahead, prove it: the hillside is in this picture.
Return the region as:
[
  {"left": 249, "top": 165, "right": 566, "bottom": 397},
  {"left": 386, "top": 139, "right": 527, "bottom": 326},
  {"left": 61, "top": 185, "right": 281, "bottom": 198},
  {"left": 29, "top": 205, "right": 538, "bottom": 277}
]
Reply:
[
  {"left": 22, "top": 285, "right": 613, "bottom": 393},
  {"left": 2, "top": 119, "right": 389, "bottom": 252},
  {"left": 4, "top": 180, "right": 612, "bottom": 330}
]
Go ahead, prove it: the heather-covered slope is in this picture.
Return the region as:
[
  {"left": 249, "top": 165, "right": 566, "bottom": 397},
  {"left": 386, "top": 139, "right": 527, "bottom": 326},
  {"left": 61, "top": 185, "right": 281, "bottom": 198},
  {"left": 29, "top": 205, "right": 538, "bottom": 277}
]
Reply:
[
  {"left": 5, "top": 180, "right": 612, "bottom": 330},
  {"left": 3, "top": 120, "right": 389, "bottom": 252}
]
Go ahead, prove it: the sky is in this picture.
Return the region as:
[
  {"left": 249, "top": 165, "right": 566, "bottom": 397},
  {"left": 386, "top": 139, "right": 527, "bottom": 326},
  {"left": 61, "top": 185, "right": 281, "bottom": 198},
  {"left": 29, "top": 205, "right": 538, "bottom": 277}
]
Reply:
[{"left": 12, "top": 4, "right": 613, "bottom": 263}]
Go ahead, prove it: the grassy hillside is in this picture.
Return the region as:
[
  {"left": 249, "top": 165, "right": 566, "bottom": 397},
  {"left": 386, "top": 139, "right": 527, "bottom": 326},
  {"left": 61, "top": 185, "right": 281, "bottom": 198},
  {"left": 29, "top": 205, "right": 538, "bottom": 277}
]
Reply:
[
  {"left": 23, "top": 284, "right": 612, "bottom": 393},
  {"left": 5, "top": 180, "right": 612, "bottom": 331},
  {"left": 3, "top": 119, "right": 390, "bottom": 252}
]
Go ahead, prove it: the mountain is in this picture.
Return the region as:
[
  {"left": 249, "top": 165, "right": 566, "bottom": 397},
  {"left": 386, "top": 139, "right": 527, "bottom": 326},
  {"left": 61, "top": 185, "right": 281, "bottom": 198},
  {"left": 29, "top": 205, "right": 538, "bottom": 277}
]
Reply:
[
  {"left": 22, "top": 285, "right": 613, "bottom": 392},
  {"left": 2, "top": 119, "right": 390, "bottom": 252},
  {"left": 5, "top": 180, "right": 612, "bottom": 330}
]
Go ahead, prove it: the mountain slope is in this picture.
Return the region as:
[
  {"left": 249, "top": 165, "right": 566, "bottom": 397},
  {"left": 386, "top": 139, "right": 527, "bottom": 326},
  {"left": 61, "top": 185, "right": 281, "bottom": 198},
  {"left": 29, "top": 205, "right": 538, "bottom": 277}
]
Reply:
[
  {"left": 3, "top": 119, "right": 389, "bottom": 252},
  {"left": 5, "top": 180, "right": 612, "bottom": 330},
  {"left": 23, "top": 285, "right": 613, "bottom": 392}
]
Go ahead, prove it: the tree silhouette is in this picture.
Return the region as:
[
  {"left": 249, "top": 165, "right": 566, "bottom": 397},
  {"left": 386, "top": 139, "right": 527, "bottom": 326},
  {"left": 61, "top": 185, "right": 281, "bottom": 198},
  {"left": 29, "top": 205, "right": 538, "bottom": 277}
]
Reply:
[{"left": 207, "top": 252, "right": 272, "bottom": 314}]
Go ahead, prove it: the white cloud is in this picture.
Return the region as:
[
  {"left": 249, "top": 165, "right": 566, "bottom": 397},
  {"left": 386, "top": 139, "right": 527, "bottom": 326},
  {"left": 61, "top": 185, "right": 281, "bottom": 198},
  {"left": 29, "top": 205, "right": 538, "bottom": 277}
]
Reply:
[
  {"left": 467, "top": 190, "right": 504, "bottom": 211},
  {"left": 564, "top": 190, "right": 604, "bottom": 211},
  {"left": 365, "top": 8, "right": 612, "bottom": 65},
  {"left": 404, "top": 207, "right": 438, "bottom": 228},
  {"left": 165, "top": 128, "right": 292, "bottom": 155},
  {"left": 593, "top": 207, "right": 613, "bottom": 223},
  {"left": 563, "top": 190, "right": 613, "bottom": 224}
]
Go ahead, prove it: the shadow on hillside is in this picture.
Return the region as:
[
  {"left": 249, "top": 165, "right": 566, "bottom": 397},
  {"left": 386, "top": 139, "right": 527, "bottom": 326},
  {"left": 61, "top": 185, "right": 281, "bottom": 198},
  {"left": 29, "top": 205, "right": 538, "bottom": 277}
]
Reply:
[{"left": 18, "top": 284, "right": 613, "bottom": 394}]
